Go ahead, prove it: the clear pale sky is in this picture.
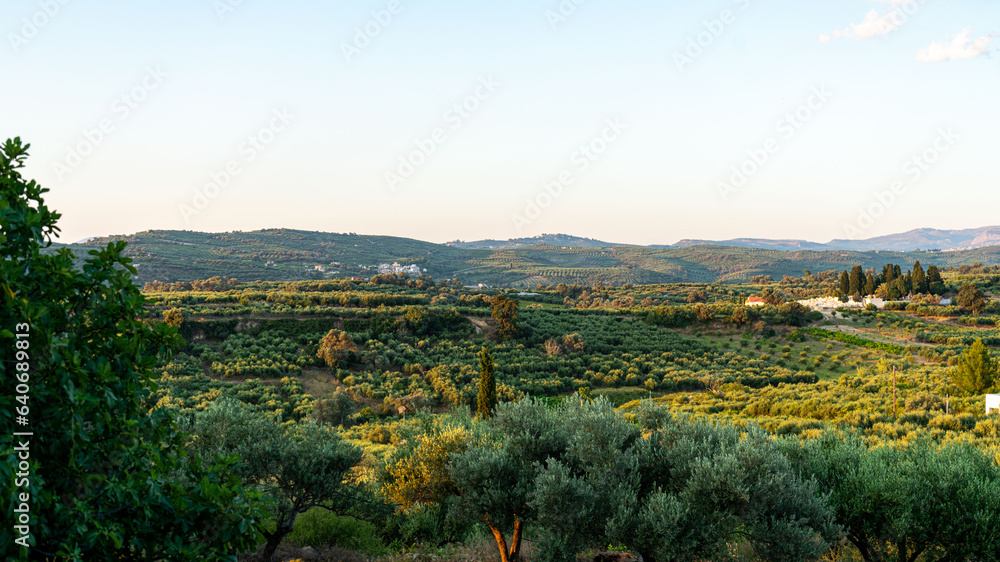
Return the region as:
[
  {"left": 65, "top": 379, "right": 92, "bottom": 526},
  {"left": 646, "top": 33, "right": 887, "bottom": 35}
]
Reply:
[{"left": 3, "top": 0, "right": 998, "bottom": 245}]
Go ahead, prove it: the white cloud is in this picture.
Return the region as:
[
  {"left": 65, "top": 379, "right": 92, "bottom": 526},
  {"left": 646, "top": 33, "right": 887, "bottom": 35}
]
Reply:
[
  {"left": 916, "top": 29, "right": 995, "bottom": 63},
  {"left": 820, "top": 8, "right": 903, "bottom": 42}
]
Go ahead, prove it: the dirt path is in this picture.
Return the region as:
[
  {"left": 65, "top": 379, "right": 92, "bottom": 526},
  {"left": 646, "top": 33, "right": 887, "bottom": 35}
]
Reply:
[
  {"left": 465, "top": 316, "right": 496, "bottom": 339},
  {"left": 819, "top": 322, "right": 934, "bottom": 348}
]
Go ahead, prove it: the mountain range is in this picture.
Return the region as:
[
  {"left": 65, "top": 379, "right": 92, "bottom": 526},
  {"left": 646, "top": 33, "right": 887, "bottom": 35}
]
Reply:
[{"left": 451, "top": 226, "right": 1000, "bottom": 253}]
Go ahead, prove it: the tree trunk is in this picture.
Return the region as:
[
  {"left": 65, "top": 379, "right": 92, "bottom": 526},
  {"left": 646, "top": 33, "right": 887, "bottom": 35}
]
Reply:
[
  {"left": 262, "top": 511, "right": 298, "bottom": 562},
  {"left": 488, "top": 521, "right": 511, "bottom": 562},
  {"left": 261, "top": 530, "right": 283, "bottom": 562},
  {"left": 847, "top": 533, "right": 877, "bottom": 562},
  {"left": 509, "top": 519, "right": 523, "bottom": 561},
  {"left": 484, "top": 516, "right": 525, "bottom": 562}
]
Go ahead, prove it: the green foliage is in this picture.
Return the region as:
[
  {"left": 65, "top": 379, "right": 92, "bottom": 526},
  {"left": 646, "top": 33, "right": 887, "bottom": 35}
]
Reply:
[
  {"left": 185, "top": 399, "right": 365, "bottom": 562},
  {"left": 957, "top": 283, "right": 986, "bottom": 315},
  {"left": 318, "top": 328, "right": 357, "bottom": 368},
  {"left": 283, "top": 508, "right": 385, "bottom": 554},
  {"left": 72, "top": 225, "right": 1000, "bottom": 288},
  {"left": 314, "top": 390, "right": 357, "bottom": 426},
  {"left": 491, "top": 294, "right": 520, "bottom": 340},
  {"left": 378, "top": 415, "right": 471, "bottom": 513},
  {"left": 476, "top": 346, "right": 497, "bottom": 419},
  {"left": 804, "top": 328, "right": 904, "bottom": 354},
  {"left": 447, "top": 399, "right": 837, "bottom": 562},
  {"left": 153, "top": 353, "right": 314, "bottom": 419},
  {"left": 781, "top": 431, "right": 1000, "bottom": 562},
  {"left": 0, "top": 138, "right": 261, "bottom": 560},
  {"left": 952, "top": 338, "right": 997, "bottom": 394},
  {"left": 163, "top": 306, "right": 185, "bottom": 327}
]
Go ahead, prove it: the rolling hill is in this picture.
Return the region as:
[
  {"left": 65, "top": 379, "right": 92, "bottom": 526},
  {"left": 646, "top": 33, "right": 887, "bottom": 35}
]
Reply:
[{"left": 54, "top": 228, "right": 1000, "bottom": 288}]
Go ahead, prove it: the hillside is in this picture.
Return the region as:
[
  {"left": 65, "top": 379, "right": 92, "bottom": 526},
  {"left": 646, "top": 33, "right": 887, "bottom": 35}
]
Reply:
[{"left": 55, "top": 228, "right": 1000, "bottom": 287}]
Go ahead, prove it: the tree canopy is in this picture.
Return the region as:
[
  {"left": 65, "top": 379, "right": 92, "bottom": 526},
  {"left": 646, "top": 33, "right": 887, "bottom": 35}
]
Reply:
[
  {"left": 952, "top": 338, "right": 997, "bottom": 394},
  {"left": 185, "top": 399, "right": 365, "bottom": 562},
  {"left": 0, "top": 137, "right": 259, "bottom": 559}
]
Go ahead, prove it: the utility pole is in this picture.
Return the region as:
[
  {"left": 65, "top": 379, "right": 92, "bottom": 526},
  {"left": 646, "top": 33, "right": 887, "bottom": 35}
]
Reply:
[{"left": 892, "top": 366, "right": 897, "bottom": 421}]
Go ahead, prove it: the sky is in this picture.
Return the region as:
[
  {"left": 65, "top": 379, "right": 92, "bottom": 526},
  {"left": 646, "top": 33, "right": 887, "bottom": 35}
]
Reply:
[{"left": 2, "top": 0, "right": 998, "bottom": 246}]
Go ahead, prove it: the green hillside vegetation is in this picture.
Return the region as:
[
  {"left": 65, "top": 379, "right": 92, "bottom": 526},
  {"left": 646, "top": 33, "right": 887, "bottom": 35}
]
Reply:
[
  {"left": 54, "top": 229, "right": 1000, "bottom": 288},
  {"left": 138, "top": 265, "right": 1000, "bottom": 560},
  {"left": 9, "top": 139, "right": 1000, "bottom": 561}
]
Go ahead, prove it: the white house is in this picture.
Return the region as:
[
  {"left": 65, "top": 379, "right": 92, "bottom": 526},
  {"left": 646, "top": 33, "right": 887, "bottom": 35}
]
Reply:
[
  {"left": 987, "top": 394, "right": 1000, "bottom": 415},
  {"left": 797, "top": 297, "right": 846, "bottom": 311},
  {"left": 745, "top": 296, "right": 766, "bottom": 306},
  {"left": 863, "top": 297, "right": 886, "bottom": 309}
]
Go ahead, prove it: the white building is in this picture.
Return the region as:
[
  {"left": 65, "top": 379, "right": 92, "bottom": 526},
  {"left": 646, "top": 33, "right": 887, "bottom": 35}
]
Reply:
[
  {"left": 797, "top": 297, "right": 840, "bottom": 310},
  {"left": 745, "top": 296, "right": 766, "bottom": 306},
  {"left": 377, "top": 262, "right": 422, "bottom": 275},
  {"left": 863, "top": 297, "right": 886, "bottom": 309},
  {"left": 987, "top": 394, "right": 1000, "bottom": 415}
]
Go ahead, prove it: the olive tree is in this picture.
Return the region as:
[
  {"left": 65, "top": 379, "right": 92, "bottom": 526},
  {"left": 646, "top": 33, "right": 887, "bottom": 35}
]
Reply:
[
  {"left": 781, "top": 431, "right": 1000, "bottom": 562},
  {"left": 448, "top": 399, "right": 838, "bottom": 562},
  {"left": 185, "top": 399, "right": 364, "bottom": 562},
  {"left": 610, "top": 406, "right": 840, "bottom": 562}
]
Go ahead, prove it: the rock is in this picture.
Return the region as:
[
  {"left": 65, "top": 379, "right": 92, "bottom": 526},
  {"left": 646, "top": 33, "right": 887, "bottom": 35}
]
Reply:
[{"left": 299, "top": 546, "right": 318, "bottom": 561}]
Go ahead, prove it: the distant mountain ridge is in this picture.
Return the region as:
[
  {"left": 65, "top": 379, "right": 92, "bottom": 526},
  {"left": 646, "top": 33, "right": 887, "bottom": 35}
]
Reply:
[
  {"left": 54, "top": 227, "right": 1000, "bottom": 288},
  {"left": 447, "top": 233, "right": 627, "bottom": 249},
  {"left": 458, "top": 226, "right": 1000, "bottom": 253}
]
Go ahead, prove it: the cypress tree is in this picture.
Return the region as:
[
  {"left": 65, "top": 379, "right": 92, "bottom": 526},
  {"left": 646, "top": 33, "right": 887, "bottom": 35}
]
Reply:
[
  {"left": 913, "top": 261, "right": 927, "bottom": 293},
  {"left": 477, "top": 346, "right": 497, "bottom": 420},
  {"left": 864, "top": 272, "right": 876, "bottom": 297},
  {"left": 927, "top": 265, "right": 944, "bottom": 294},
  {"left": 882, "top": 264, "right": 895, "bottom": 284},
  {"left": 849, "top": 265, "right": 864, "bottom": 297}
]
